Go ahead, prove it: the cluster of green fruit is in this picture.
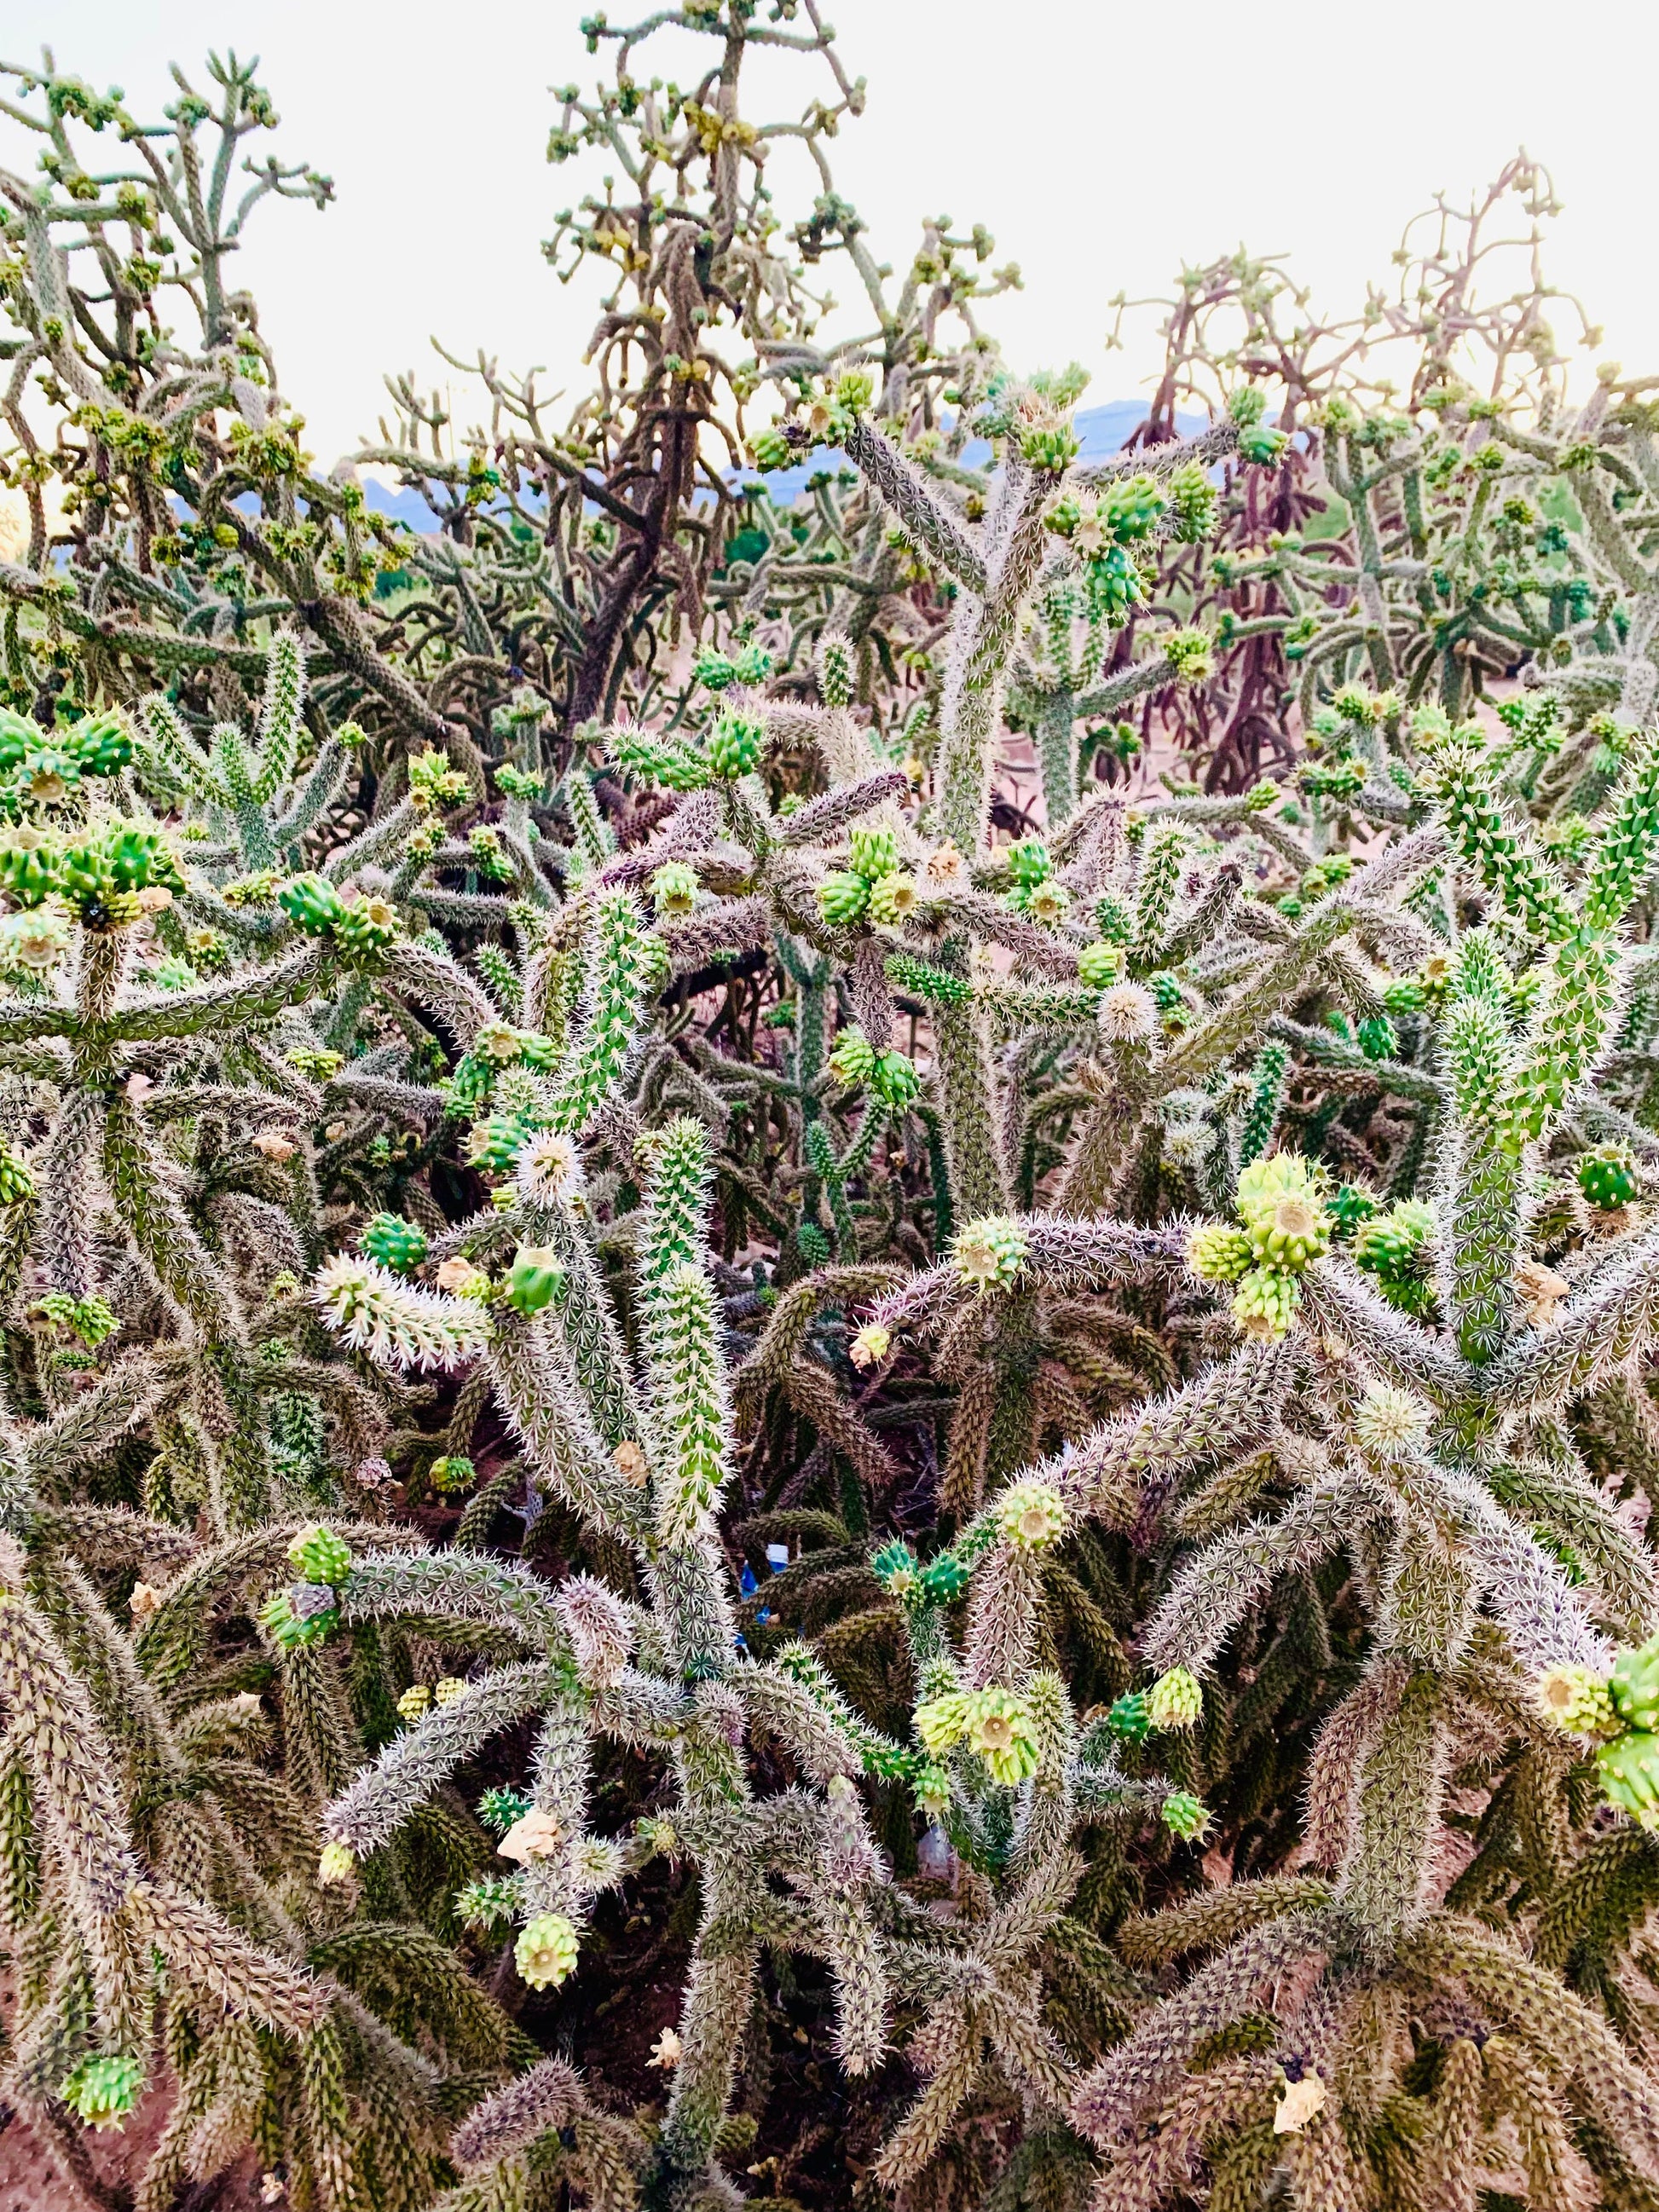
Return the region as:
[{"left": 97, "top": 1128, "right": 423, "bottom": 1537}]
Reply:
[
  {"left": 276, "top": 873, "right": 400, "bottom": 965},
  {"left": 871, "top": 1536, "right": 977, "bottom": 1610},
  {"left": 1002, "top": 836, "right": 1070, "bottom": 927},
  {"left": 691, "top": 642, "right": 772, "bottom": 692},
  {"left": 1349, "top": 1195, "right": 1437, "bottom": 1315},
  {"left": 1187, "top": 1153, "right": 1332, "bottom": 1340},
  {"left": 1191, "top": 1158, "right": 1441, "bottom": 1338},
  {"left": 0, "top": 702, "right": 131, "bottom": 814},
  {"left": 611, "top": 703, "right": 768, "bottom": 790},
  {"left": 407, "top": 747, "right": 471, "bottom": 813},
  {"left": 258, "top": 1523, "right": 354, "bottom": 1649},
  {"left": 0, "top": 1141, "right": 33, "bottom": 1207},
  {"left": 0, "top": 817, "right": 183, "bottom": 927},
  {"left": 442, "top": 1023, "right": 560, "bottom": 1118},
  {"left": 1540, "top": 1635, "right": 1659, "bottom": 1828},
  {"left": 32, "top": 1290, "right": 117, "bottom": 1346},
  {"left": 817, "top": 823, "right": 919, "bottom": 929},
  {"left": 827, "top": 1024, "right": 920, "bottom": 1106}
]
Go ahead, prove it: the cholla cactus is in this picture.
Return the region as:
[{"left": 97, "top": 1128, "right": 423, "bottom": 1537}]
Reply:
[{"left": 9, "top": 20, "right": 1659, "bottom": 2212}]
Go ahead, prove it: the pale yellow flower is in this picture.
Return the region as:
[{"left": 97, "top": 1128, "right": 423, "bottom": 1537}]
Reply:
[
  {"left": 1273, "top": 2072, "right": 1327, "bottom": 2135},
  {"left": 498, "top": 1807, "right": 564, "bottom": 1863}
]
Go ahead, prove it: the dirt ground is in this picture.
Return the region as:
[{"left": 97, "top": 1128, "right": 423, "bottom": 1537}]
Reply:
[{"left": 0, "top": 2059, "right": 269, "bottom": 2212}]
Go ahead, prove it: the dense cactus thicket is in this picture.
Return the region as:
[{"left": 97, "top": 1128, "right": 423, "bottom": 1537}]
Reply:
[{"left": 6, "top": 13, "right": 1659, "bottom": 2211}]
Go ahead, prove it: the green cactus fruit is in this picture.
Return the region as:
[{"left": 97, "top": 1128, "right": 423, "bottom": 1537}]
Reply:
[
  {"left": 1354, "top": 1198, "right": 1435, "bottom": 1278},
  {"left": 361, "top": 1214, "right": 428, "bottom": 1273},
  {"left": 828, "top": 1028, "right": 877, "bottom": 1089},
  {"left": 1167, "top": 462, "right": 1218, "bottom": 543},
  {"left": 1230, "top": 1265, "right": 1300, "bottom": 1342},
  {"left": 1078, "top": 940, "right": 1124, "bottom": 988},
  {"left": 108, "top": 825, "right": 182, "bottom": 893},
  {"left": 1382, "top": 977, "right": 1425, "bottom": 1015},
  {"left": 911, "top": 1764, "right": 952, "bottom": 1816},
  {"left": 61, "top": 2053, "right": 144, "bottom": 2131},
  {"left": 1238, "top": 424, "right": 1288, "bottom": 465},
  {"left": 465, "top": 1112, "right": 533, "bottom": 1174},
  {"left": 0, "top": 825, "right": 59, "bottom": 904},
  {"left": 258, "top": 1588, "right": 337, "bottom": 1649},
  {"left": 333, "top": 895, "right": 399, "bottom": 965},
  {"left": 870, "top": 1049, "right": 920, "bottom": 1107},
  {"left": 469, "top": 826, "right": 515, "bottom": 882},
  {"left": 289, "top": 1525, "right": 353, "bottom": 1586},
  {"left": 817, "top": 869, "right": 870, "bottom": 927},
  {"left": 279, "top": 872, "right": 348, "bottom": 935},
  {"left": 847, "top": 824, "right": 899, "bottom": 883},
  {"left": 475, "top": 1021, "right": 528, "bottom": 1069},
  {"left": 1236, "top": 1153, "right": 1329, "bottom": 1271},
  {"left": 478, "top": 1785, "right": 535, "bottom": 1835},
  {"left": 1160, "top": 1791, "right": 1211, "bottom": 1841},
  {"left": 0, "top": 706, "right": 33, "bottom": 770},
  {"left": 918, "top": 1552, "right": 971, "bottom": 1604},
  {"left": 733, "top": 643, "right": 772, "bottom": 686},
  {"left": 1187, "top": 1222, "right": 1253, "bottom": 1285},
  {"left": 0, "top": 1143, "right": 33, "bottom": 1207},
  {"left": 1249, "top": 1201, "right": 1328, "bottom": 1272},
  {"left": 1356, "top": 1014, "right": 1398, "bottom": 1061},
  {"left": 963, "top": 1685, "right": 1040, "bottom": 1786},
  {"left": 20, "top": 744, "right": 82, "bottom": 800},
  {"left": 515, "top": 1913, "right": 581, "bottom": 1989},
  {"left": 286, "top": 1044, "right": 343, "bottom": 1081},
  {"left": 1005, "top": 837, "right": 1052, "bottom": 888},
  {"left": 912, "top": 1692, "right": 969, "bottom": 1755},
  {"left": 691, "top": 647, "right": 737, "bottom": 692},
  {"left": 317, "top": 1841, "right": 356, "bottom": 1886},
  {"left": 708, "top": 709, "right": 765, "bottom": 778},
  {"left": 1104, "top": 1690, "right": 1151, "bottom": 1743},
  {"left": 1083, "top": 541, "right": 1143, "bottom": 625},
  {"left": 430, "top": 1453, "right": 477, "bottom": 1494},
  {"left": 1020, "top": 424, "right": 1080, "bottom": 475},
  {"left": 951, "top": 1215, "right": 1030, "bottom": 1291},
  {"left": 71, "top": 1296, "right": 116, "bottom": 1349},
  {"left": 1019, "top": 876, "right": 1072, "bottom": 927},
  {"left": 1610, "top": 1633, "right": 1659, "bottom": 1733},
  {"left": 871, "top": 1540, "right": 921, "bottom": 1598},
  {"left": 1577, "top": 1145, "right": 1639, "bottom": 1210},
  {"left": 995, "top": 1480, "right": 1067, "bottom": 1551},
  {"left": 650, "top": 860, "right": 699, "bottom": 916},
  {"left": 446, "top": 1054, "right": 496, "bottom": 1117},
  {"left": 1326, "top": 1183, "right": 1378, "bottom": 1237},
  {"left": 506, "top": 1245, "right": 565, "bottom": 1315},
  {"left": 866, "top": 870, "right": 919, "bottom": 925},
  {"left": 32, "top": 1291, "right": 78, "bottom": 1337},
  {"left": 1536, "top": 1663, "right": 1619, "bottom": 1737},
  {"left": 1597, "top": 1730, "right": 1659, "bottom": 1830},
  {"left": 222, "top": 870, "right": 280, "bottom": 908},
  {"left": 1146, "top": 1666, "right": 1204, "bottom": 1731}
]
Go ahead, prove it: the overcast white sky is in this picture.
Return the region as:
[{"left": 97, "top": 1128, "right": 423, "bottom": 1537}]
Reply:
[{"left": 5, "top": 1, "right": 1657, "bottom": 465}]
